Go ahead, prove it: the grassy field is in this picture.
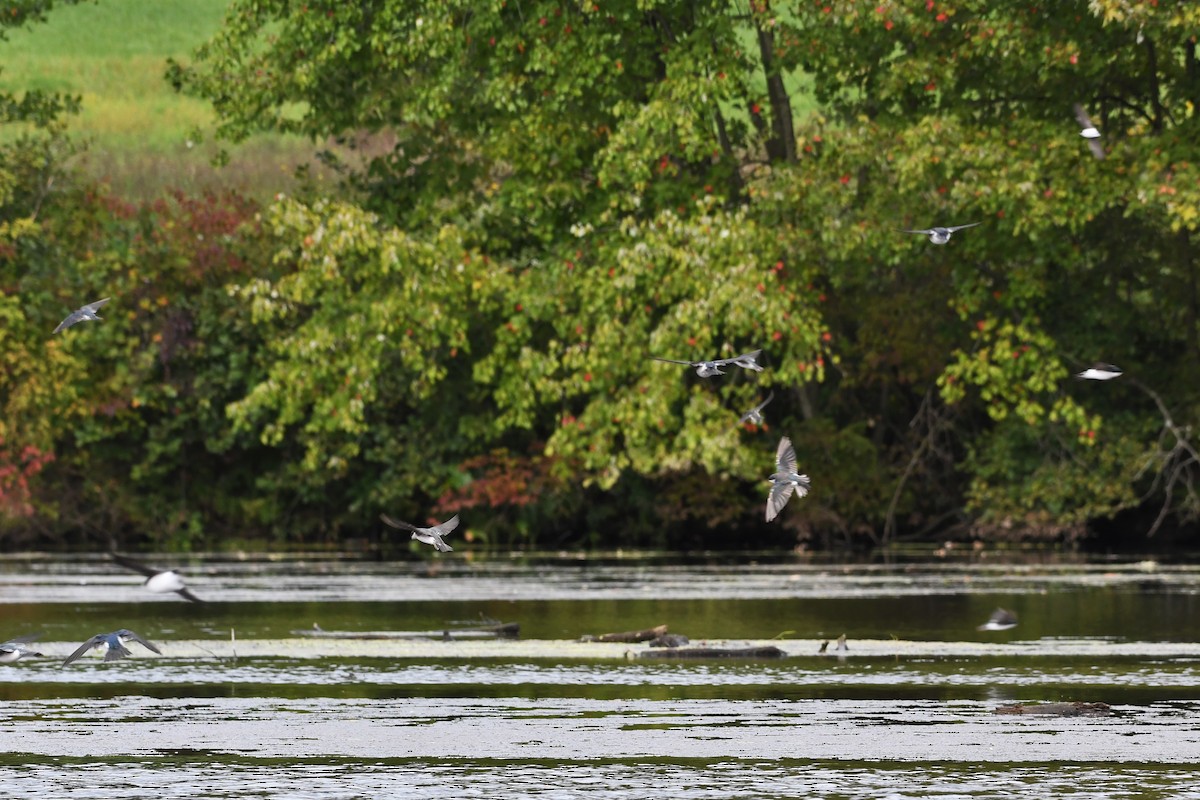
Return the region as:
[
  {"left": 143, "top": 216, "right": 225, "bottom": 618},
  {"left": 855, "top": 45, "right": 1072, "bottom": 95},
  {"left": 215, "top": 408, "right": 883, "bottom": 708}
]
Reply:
[
  {"left": 0, "top": 2, "right": 816, "bottom": 200},
  {"left": 0, "top": 0, "right": 334, "bottom": 199}
]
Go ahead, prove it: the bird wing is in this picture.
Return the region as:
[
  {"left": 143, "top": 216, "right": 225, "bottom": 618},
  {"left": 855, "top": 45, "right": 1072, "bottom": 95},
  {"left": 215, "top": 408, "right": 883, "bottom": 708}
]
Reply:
[
  {"left": 991, "top": 608, "right": 1017, "bottom": 625},
  {"left": 380, "top": 514, "right": 418, "bottom": 532},
  {"left": 433, "top": 514, "right": 461, "bottom": 536},
  {"left": 176, "top": 587, "right": 205, "bottom": 603},
  {"left": 900, "top": 228, "right": 934, "bottom": 235},
  {"left": 4, "top": 633, "right": 42, "bottom": 645},
  {"left": 110, "top": 552, "right": 161, "bottom": 579},
  {"left": 432, "top": 536, "right": 455, "bottom": 553},
  {"left": 61, "top": 635, "right": 104, "bottom": 667},
  {"left": 650, "top": 356, "right": 695, "bottom": 366},
  {"left": 766, "top": 483, "right": 795, "bottom": 522},
  {"left": 1073, "top": 103, "right": 1095, "bottom": 129},
  {"left": 723, "top": 349, "right": 763, "bottom": 370},
  {"left": 125, "top": 631, "right": 163, "bottom": 655},
  {"left": 947, "top": 222, "right": 981, "bottom": 233},
  {"left": 721, "top": 348, "right": 761, "bottom": 363},
  {"left": 756, "top": 392, "right": 775, "bottom": 412},
  {"left": 83, "top": 297, "right": 111, "bottom": 313},
  {"left": 775, "top": 436, "right": 798, "bottom": 473},
  {"left": 1086, "top": 138, "right": 1105, "bottom": 160},
  {"left": 52, "top": 311, "right": 83, "bottom": 334}
]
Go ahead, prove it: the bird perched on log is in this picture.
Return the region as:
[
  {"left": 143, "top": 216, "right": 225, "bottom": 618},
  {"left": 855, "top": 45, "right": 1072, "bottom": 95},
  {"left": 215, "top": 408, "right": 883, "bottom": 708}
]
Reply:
[{"left": 381, "top": 513, "right": 459, "bottom": 552}]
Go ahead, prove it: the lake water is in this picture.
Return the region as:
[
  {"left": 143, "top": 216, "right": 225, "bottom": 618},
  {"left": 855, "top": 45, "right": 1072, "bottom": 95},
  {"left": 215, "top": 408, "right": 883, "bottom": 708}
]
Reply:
[{"left": 1, "top": 553, "right": 1199, "bottom": 797}]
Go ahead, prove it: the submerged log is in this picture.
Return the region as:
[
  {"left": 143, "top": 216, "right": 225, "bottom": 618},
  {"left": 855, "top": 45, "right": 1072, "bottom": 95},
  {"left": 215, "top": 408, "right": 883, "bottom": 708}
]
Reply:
[
  {"left": 292, "top": 621, "right": 520, "bottom": 640},
  {"left": 639, "top": 645, "right": 787, "bottom": 660},
  {"left": 583, "top": 624, "right": 669, "bottom": 643},
  {"left": 993, "top": 702, "right": 1114, "bottom": 717}
]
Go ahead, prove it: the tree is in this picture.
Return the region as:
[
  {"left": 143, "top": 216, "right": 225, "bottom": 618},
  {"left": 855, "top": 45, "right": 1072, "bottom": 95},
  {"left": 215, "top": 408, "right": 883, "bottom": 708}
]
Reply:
[{"left": 161, "top": 0, "right": 1200, "bottom": 546}]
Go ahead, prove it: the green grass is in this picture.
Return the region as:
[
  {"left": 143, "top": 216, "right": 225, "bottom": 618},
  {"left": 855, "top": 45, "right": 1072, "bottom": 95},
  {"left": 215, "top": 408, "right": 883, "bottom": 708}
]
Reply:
[{"left": 0, "top": 0, "right": 331, "bottom": 199}]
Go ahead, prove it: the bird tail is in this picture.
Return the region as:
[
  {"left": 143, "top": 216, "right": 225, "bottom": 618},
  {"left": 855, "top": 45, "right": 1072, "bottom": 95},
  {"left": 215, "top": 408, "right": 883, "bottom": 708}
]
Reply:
[{"left": 104, "top": 642, "right": 133, "bottom": 661}]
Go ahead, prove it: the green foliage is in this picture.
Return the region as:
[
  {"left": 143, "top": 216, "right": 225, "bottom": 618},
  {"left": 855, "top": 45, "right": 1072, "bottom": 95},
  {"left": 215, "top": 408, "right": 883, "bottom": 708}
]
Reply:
[{"left": 5, "top": 0, "right": 1200, "bottom": 549}]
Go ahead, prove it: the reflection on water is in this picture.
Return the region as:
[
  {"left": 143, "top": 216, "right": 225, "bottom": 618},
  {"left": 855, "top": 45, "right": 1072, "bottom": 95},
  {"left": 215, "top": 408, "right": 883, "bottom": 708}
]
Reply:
[
  {"left": 2, "top": 591, "right": 1199, "bottom": 644},
  {"left": 2, "top": 558, "right": 1200, "bottom": 796},
  {"left": 3, "top": 656, "right": 1200, "bottom": 704}
]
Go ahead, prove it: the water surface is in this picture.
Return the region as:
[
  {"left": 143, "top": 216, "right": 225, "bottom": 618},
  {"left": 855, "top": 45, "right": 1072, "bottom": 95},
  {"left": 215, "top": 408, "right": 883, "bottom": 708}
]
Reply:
[{"left": 2, "top": 555, "right": 1198, "bottom": 797}]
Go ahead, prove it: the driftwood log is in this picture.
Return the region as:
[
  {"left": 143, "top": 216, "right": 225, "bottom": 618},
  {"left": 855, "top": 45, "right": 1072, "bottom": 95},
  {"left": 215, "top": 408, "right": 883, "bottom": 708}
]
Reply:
[
  {"left": 582, "top": 624, "right": 669, "bottom": 643},
  {"left": 639, "top": 646, "right": 787, "bottom": 660},
  {"left": 994, "top": 702, "right": 1113, "bottom": 717},
  {"left": 293, "top": 621, "right": 520, "bottom": 640}
]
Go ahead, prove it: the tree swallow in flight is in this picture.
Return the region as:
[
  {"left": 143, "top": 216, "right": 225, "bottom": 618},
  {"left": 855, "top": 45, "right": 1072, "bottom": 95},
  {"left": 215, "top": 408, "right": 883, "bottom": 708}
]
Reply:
[
  {"left": 61, "top": 629, "right": 163, "bottom": 667},
  {"left": 1075, "top": 363, "right": 1122, "bottom": 381},
  {"left": 651, "top": 356, "right": 728, "bottom": 378},
  {"left": 381, "top": 513, "right": 459, "bottom": 552},
  {"left": 652, "top": 348, "right": 764, "bottom": 378},
  {"left": 110, "top": 552, "right": 205, "bottom": 603},
  {"left": 977, "top": 608, "right": 1018, "bottom": 631},
  {"left": 0, "top": 634, "right": 43, "bottom": 664},
  {"left": 900, "top": 223, "right": 981, "bottom": 245},
  {"left": 739, "top": 392, "right": 775, "bottom": 426},
  {"left": 53, "top": 298, "right": 111, "bottom": 334},
  {"left": 766, "top": 436, "right": 810, "bottom": 522},
  {"left": 727, "top": 349, "right": 765, "bottom": 372},
  {"left": 1074, "top": 104, "right": 1105, "bottom": 160}
]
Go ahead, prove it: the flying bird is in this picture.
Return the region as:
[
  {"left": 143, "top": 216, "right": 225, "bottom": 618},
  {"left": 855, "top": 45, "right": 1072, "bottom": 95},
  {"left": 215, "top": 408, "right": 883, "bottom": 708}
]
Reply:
[
  {"left": 977, "top": 608, "right": 1018, "bottom": 631},
  {"left": 61, "top": 629, "right": 162, "bottom": 667},
  {"left": 900, "top": 223, "right": 981, "bottom": 245},
  {"left": 0, "top": 634, "right": 43, "bottom": 664},
  {"left": 1074, "top": 104, "right": 1105, "bottom": 160},
  {"left": 651, "top": 349, "right": 765, "bottom": 378},
  {"left": 766, "top": 435, "right": 811, "bottom": 522},
  {"left": 381, "top": 513, "right": 459, "bottom": 552},
  {"left": 738, "top": 392, "right": 775, "bottom": 426},
  {"left": 1075, "top": 363, "right": 1122, "bottom": 381},
  {"left": 53, "top": 297, "right": 111, "bottom": 334},
  {"left": 110, "top": 552, "right": 204, "bottom": 603},
  {"left": 727, "top": 349, "right": 765, "bottom": 372},
  {"left": 651, "top": 356, "right": 728, "bottom": 378}
]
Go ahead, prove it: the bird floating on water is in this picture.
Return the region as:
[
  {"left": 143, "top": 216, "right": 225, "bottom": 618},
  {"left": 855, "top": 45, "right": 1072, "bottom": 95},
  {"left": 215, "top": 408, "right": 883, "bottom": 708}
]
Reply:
[
  {"left": 1075, "top": 363, "right": 1122, "bottom": 381},
  {"left": 0, "top": 634, "right": 43, "bottom": 664},
  {"left": 111, "top": 552, "right": 204, "bottom": 603},
  {"left": 61, "top": 629, "right": 162, "bottom": 667},
  {"left": 381, "top": 513, "right": 459, "bottom": 552},
  {"left": 1073, "top": 104, "right": 1105, "bottom": 160},
  {"left": 900, "top": 223, "right": 981, "bottom": 245},
  {"left": 977, "top": 608, "right": 1018, "bottom": 631},
  {"left": 739, "top": 392, "right": 775, "bottom": 427},
  {"left": 53, "top": 298, "right": 110, "bottom": 334},
  {"left": 766, "top": 436, "right": 811, "bottom": 522}
]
